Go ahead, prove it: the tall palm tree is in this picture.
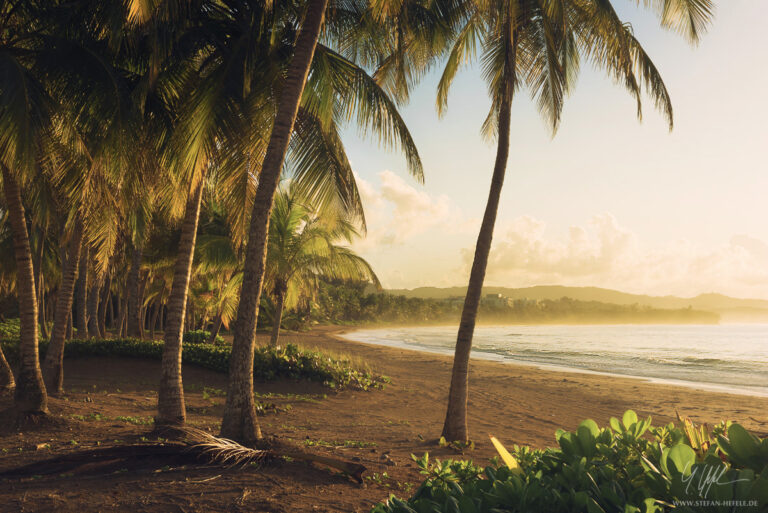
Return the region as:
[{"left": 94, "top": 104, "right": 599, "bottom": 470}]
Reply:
[
  {"left": 1, "top": 167, "right": 48, "bottom": 415},
  {"left": 438, "top": 0, "right": 714, "bottom": 442},
  {"left": 221, "top": 0, "right": 427, "bottom": 442},
  {"left": 220, "top": 0, "right": 332, "bottom": 443},
  {"left": 265, "top": 187, "right": 379, "bottom": 347},
  {"left": 0, "top": 1, "right": 57, "bottom": 415}
]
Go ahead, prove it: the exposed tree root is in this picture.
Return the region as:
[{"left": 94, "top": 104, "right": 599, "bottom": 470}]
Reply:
[{"left": 0, "top": 427, "right": 367, "bottom": 483}]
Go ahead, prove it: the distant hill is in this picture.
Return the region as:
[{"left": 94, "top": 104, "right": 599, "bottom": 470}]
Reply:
[{"left": 383, "top": 286, "right": 768, "bottom": 322}]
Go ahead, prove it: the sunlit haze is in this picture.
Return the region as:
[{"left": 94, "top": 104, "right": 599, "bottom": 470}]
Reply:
[{"left": 343, "top": 0, "right": 768, "bottom": 299}]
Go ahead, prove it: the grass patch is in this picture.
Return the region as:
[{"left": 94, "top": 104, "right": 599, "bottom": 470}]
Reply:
[{"left": 70, "top": 413, "right": 153, "bottom": 425}]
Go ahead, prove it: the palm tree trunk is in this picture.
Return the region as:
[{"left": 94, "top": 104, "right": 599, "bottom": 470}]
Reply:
[
  {"left": 0, "top": 343, "right": 14, "bottom": 394},
  {"left": 119, "top": 295, "right": 128, "bottom": 337},
  {"left": 1, "top": 166, "right": 47, "bottom": 415},
  {"left": 138, "top": 272, "right": 148, "bottom": 339},
  {"left": 150, "top": 300, "right": 161, "bottom": 340},
  {"left": 74, "top": 242, "right": 89, "bottom": 337},
  {"left": 208, "top": 314, "right": 223, "bottom": 345},
  {"left": 87, "top": 273, "right": 102, "bottom": 338},
  {"left": 43, "top": 216, "right": 84, "bottom": 394},
  {"left": 98, "top": 273, "right": 111, "bottom": 337},
  {"left": 156, "top": 181, "right": 204, "bottom": 427},
  {"left": 34, "top": 233, "right": 49, "bottom": 340},
  {"left": 39, "top": 275, "right": 48, "bottom": 340},
  {"left": 126, "top": 246, "right": 143, "bottom": 338},
  {"left": 221, "top": 0, "right": 329, "bottom": 444},
  {"left": 269, "top": 287, "right": 286, "bottom": 347},
  {"left": 441, "top": 88, "right": 513, "bottom": 443}
]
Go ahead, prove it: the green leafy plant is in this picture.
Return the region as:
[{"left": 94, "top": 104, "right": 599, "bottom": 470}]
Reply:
[
  {"left": 183, "top": 330, "right": 226, "bottom": 346},
  {"left": 0, "top": 338, "right": 386, "bottom": 391},
  {"left": 373, "top": 411, "right": 768, "bottom": 513},
  {"left": 0, "top": 319, "right": 21, "bottom": 339}
]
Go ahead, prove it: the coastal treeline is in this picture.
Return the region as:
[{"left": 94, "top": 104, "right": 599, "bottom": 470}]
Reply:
[{"left": 312, "top": 280, "right": 720, "bottom": 325}]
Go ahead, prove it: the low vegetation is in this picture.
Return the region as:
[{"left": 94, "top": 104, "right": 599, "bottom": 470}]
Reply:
[
  {"left": 182, "top": 330, "right": 227, "bottom": 346},
  {"left": 0, "top": 338, "right": 387, "bottom": 391},
  {"left": 373, "top": 411, "right": 767, "bottom": 512},
  {"left": 0, "top": 319, "right": 20, "bottom": 339}
]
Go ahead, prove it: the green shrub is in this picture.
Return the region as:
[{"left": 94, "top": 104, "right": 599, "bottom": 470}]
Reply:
[
  {"left": 0, "top": 338, "right": 386, "bottom": 391},
  {"left": 373, "top": 411, "right": 768, "bottom": 513},
  {"left": 183, "top": 329, "right": 226, "bottom": 346},
  {"left": 0, "top": 319, "right": 20, "bottom": 339}
]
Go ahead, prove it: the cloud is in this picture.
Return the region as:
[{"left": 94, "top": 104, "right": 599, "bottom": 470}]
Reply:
[
  {"left": 465, "top": 214, "right": 768, "bottom": 298},
  {"left": 352, "top": 170, "right": 470, "bottom": 251},
  {"left": 350, "top": 172, "right": 768, "bottom": 297}
]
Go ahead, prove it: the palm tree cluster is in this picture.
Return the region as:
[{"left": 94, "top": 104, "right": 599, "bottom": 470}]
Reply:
[
  {"left": 0, "top": 0, "right": 431, "bottom": 438},
  {"left": 0, "top": 0, "right": 712, "bottom": 446}
]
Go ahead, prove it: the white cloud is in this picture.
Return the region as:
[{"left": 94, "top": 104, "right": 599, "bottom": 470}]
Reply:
[
  {"left": 468, "top": 214, "right": 768, "bottom": 298},
  {"left": 352, "top": 170, "right": 471, "bottom": 251},
  {"left": 350, "top": 172, "right": 768, "bottom": 297}
]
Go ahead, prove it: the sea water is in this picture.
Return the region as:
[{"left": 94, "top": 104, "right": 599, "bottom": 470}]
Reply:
[{"left": 341, "top": 324, "right": 768, "bottom": 396}]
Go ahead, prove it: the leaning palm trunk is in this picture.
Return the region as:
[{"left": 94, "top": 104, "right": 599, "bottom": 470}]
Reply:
[
  {"left": 43, "top": 216, "right": 84, "bottom": 394},
  {"left": 269, "top": 286, "right": 286, "bottom": 347},
  {"left": 0, "top": 343, "right": 14, "bottom": 393},
  {"left": 97, "top": 273, "right": 111, "bottom": 337},
  {"left": 441, "top": 89, "right": 513, "bottom": 443},
  {"left": 156, "top": 181, "right": 204, "bottom": 427},
  {"left": 208, "top": 314, "right": 223, "bottom": 344},
  {"left": 1, "top": 166, "right": 47, "bottom": 415},
  {"left": 220, "top": 0, "right": 329, "bottom": 444}
]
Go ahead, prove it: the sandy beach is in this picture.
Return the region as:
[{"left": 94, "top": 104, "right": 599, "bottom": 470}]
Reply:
[{"left": 1, "top": 325, "right": 766, "bottom": 512}]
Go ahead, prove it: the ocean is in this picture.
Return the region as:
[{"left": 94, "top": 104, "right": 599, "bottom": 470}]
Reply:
[{"left": 341, "top": 324, "right": 768, "bottom": 396}]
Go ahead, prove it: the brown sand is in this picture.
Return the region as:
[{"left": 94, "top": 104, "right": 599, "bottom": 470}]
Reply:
[{"left": 0, "top": 325, "right": 766, "bottom": 512}]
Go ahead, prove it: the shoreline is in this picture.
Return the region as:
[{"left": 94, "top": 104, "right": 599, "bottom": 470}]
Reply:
[
  {"left": 304, "top": 326, "right": 768, "bottom": 443},
  {"left": 336, "top": 326, "right": 768, "bottom": 398}
]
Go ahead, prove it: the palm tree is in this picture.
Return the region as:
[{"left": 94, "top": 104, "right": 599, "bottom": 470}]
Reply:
[
  {"left": 220, "top": 0, "right": 332, "bottom": 443},
  {"left": 438, "top": 0, "right": 713, "bottom": 442},
  {"left": 1, "top": 167, "right": 48, "bottom": 415},
  {"left": 265, "top": 187, "right": 379, "bottom": 347},
  {"left": 0, "top": 1, "right": 57, "bottom": 416},
  {"left": 153, "top": 0, "right": 419, "bottom": 431},
  {"left": 221, "top": 0, "right": 428, "bottom": 442},
  {"left": 42, "top": 215, "right": 83, "bottom": 393}
]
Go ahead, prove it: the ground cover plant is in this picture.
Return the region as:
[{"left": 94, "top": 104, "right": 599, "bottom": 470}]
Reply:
[
  {"left": 372, "top": 411, "right": 768, "bottom": 512},
  {"left": 0, "top": 338, "right": 386, "bottom": 391},
  {"left": 182, "top": 330, "right": 227, "bottom": 346}
]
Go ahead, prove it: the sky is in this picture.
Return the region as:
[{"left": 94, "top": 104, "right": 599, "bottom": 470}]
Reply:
[{"left": 341, "top": 0, "right": 768, "bottom": 300}]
